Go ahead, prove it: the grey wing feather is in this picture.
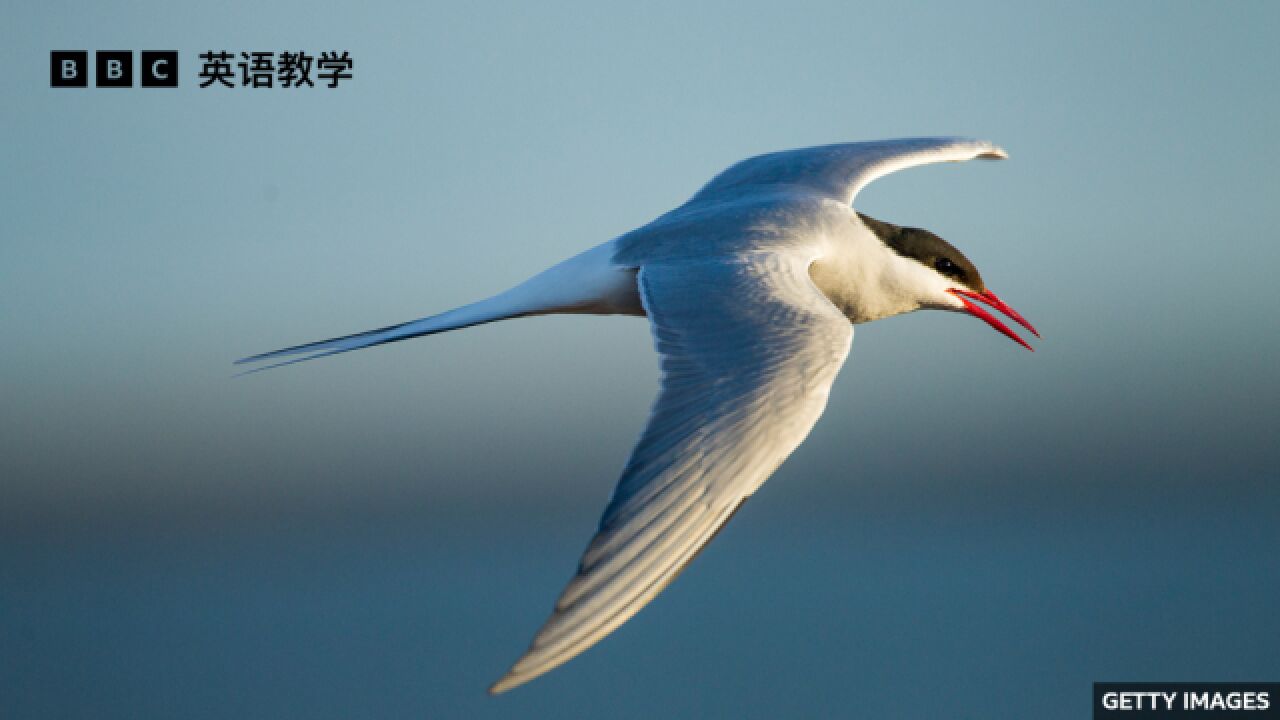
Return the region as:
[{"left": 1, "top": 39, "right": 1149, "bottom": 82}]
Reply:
[
  {"left": 489, "top": 252, "right": 853, "bottom": 694},
  {"left": 690, "top": 136, "right": 1007, "bottom": 206}
]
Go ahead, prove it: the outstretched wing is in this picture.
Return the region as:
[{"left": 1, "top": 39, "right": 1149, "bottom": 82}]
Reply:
[
  {"left": 489, "top": 251, "right": 853, "bottom": 694},
  {"left": 691, "top": 136, "right": 1006, "bottom": 206}
]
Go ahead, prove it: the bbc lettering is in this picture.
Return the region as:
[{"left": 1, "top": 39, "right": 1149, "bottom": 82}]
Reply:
[
  {"left": 141, "top": 52, "right": 177, "bottom": 87},
  {"left": 50, "top": 51, "right": 87, "bottom": 87},
  {"left": 52, "top": 51, "right": 176, "bottom": 88},
  {"left": 96, "top": 51, "right": 132, "bottom": 88},
  {"left": 50, "top": 50, "right": 352, "bottom": 89}
]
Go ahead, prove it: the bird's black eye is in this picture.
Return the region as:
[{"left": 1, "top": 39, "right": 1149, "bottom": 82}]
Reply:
[{"left": 934, "top": 257, "right": 962, "bottom": 278}]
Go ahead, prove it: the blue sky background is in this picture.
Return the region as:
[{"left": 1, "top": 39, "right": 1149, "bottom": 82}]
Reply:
[{"left": 3, "top": 1, "right": 1279, "bottom": 718}]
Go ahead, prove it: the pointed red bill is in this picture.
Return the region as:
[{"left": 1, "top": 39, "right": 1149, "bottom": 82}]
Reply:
[
  {"left": 947, "top": 288, "right": 1038, "bottom": 351},
  {"left": 976, "top": 290, "right": 1039, "bottom": 338}
]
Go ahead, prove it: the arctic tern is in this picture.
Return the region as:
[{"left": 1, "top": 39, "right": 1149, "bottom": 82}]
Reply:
[{"left": 237, "top": 136, "right": 1039, "bottom": 693}]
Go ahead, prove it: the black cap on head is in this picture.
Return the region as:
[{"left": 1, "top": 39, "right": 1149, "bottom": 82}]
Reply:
[{"left": 857, "top": 212, "right": 986, "bottom": 293}]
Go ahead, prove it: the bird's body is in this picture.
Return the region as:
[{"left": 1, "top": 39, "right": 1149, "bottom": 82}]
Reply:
[{"left": 238, "top": 137, "right": 1038, "bottom": 693}]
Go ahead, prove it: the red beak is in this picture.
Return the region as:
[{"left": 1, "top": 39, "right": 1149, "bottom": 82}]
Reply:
[{"left": 947, "top": 288, "right": 1040, "bottom": 351}]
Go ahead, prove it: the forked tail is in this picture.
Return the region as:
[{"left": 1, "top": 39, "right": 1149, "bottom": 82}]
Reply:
[
  {"left": 234, "top": 295, "right": 529, "bottom": 375},
  {"left": 235, "top": 242, "right": 642, "bottom": 375}
]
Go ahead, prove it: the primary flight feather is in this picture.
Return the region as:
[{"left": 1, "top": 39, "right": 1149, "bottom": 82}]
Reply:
[{"left": 237, "top": 136, "right": 1038, "bottom": 693}]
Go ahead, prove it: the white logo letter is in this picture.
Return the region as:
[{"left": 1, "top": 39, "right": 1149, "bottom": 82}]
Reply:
[
  {"left": 107, "top": 59, "right": 122, "bottom": 79},
  {"left": 62, "top": 59, "right": 77, "bottom": 79},
  {"left": 151, "top": 59, "right": 168, "bottom": 79}
]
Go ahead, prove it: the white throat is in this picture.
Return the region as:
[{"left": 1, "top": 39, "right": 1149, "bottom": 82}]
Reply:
[{"left": 809, "top": 214, "right": 957, "bottom": 324}]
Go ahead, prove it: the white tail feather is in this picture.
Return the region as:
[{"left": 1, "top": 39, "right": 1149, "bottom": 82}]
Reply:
[{"left": 235, "top": 241, "right": 641, "bottom": 374}]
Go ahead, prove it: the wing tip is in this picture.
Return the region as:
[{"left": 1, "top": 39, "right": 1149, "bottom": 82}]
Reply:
[
  {"left": 487, "top": 662, "right": 536, "bottom": 695},
  {"left": 937, "top": 137, "right": 1007, "bottom": 161},
  {"left": 487, "top": 675, "right": 519, "bottom": 696},
  {"left": 904, "top": 136, "right": 1007, "bottom": 158}
]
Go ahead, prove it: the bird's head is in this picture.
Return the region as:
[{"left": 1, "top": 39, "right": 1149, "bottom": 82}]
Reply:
[{"left": 858, "top": 213, "right": 1039, "bottom": 351}]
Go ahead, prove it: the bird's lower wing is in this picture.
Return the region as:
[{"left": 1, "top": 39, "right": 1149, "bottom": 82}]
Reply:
[{"left": 489, "top": 251, "right": 853, "bottom": 693}]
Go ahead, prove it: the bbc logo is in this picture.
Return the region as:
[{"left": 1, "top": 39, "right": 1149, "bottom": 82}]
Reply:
[{"left": 51, "top": 51, "right": 178, "bottom": 88}]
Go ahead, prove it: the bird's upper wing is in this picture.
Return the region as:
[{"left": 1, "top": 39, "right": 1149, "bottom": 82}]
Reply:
[
  {"left": 690, "top": 136, "right": 1007, "bottom": 206},
  {"left": 490, "top": 251, "right": 853, "bottom": 694}
]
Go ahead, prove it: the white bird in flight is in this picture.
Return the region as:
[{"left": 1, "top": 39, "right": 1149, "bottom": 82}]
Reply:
[{"left": 237, "top": 137, "right": 1039, "bottom": 694}]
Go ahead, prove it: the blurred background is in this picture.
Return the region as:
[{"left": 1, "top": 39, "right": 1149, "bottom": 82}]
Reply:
[{"left": 3, "top": 1, "right": 1278, "bottom": 717}]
